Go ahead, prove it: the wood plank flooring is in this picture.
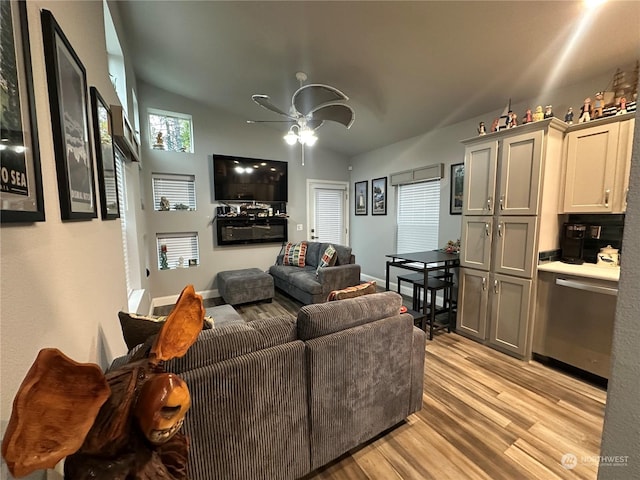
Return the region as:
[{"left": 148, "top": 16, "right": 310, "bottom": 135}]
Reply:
[{"left": 156, "top": 291, "right": 607, "bottom": 479}]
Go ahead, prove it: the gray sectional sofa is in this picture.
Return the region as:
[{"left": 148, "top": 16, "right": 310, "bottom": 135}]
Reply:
[
  {"left": 109, "top": 291, "right": 425, "bottom": 479},
  {"left": 269, "top": 241, "right": 361, "bottom": 304}
]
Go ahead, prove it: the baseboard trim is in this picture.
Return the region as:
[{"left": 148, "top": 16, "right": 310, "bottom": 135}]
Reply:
[{"left": 150, "top": 288, "right": 219, "bottom": 314}]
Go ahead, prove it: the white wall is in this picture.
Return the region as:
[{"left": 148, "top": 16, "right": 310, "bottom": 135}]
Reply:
[
  {"left": 137, "top": 82, "right": 351, "bottom": 301},
  {"left": 1, "top": 2, "right": 135, "bottom": 472},
  {"left": 349, "top": 66, "right": 636, "bottom": 286}
]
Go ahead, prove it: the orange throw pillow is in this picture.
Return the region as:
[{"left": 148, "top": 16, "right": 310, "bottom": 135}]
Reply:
[{"left": 327, "top": 281, "right": 377, "bottom": 301}]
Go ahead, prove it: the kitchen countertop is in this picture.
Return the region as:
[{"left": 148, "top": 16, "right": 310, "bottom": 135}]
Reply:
[{"left": 537, "top": 261, "right": 620, "bottom": 282}]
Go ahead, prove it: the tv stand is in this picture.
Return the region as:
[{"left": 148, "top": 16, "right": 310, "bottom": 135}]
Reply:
[{"left": 216, "top": 216, "right": 288, "bottom": 246}]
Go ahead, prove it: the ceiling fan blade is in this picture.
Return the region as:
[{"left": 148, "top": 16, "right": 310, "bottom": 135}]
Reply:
[
  {"left": 292, "top": 84, "right": 348, "bottom": 116},
  {"left": 252, "top": 94, "right": 292, "bottom": 118},
  {"left": 307, "top": 119, "right": 325, "bottom": 130},
  {"left": 308, "top": 103, "right": 355, "bottom": 129},
  {"left": 246, "top": 119, "right": 296, "bottom": 124}
]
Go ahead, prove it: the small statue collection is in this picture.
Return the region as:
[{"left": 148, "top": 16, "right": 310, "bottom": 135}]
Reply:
[{"left": 479, "top": 62, "right": 638, "bottom": 136}]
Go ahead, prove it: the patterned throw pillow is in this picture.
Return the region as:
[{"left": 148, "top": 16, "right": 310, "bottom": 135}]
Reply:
[
  {"left": 327, "top": 281, "right": 377, "bottom": 301},
  {"left": 283, "top": 241, "right": 308, "bottom": 267},
  {"left": 316, "top": 244, "right": 337, "bottom": 274}
]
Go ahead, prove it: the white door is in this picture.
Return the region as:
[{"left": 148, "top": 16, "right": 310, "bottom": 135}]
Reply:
[{"left": 307, "top": 180, "right": 348, "bottom": 245}]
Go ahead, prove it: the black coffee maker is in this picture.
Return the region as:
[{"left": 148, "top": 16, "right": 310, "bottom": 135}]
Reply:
[{"left": 560, "top": 223, "right": 586, "bottom": 264}]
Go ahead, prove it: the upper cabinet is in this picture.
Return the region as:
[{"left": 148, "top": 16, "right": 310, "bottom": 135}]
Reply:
[{"left": 561, "top": 113, "right": 635, "bottom": 214}]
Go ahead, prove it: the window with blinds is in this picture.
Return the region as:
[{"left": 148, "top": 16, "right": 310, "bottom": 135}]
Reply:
[
  {"left": 157, "top": 233, "right": 199, "bottom": 270},
  {"left": 152, "top": 173, "right": 196, "bottom": 211},
  {"left": 115, "top": 149, "right": 131, "bottom": 292},
  {"left": 314, "top": 187, "right": 345, "bottom": 245},
  {"left": 396, "top": 180, "right": 441, "bottom": 253}
]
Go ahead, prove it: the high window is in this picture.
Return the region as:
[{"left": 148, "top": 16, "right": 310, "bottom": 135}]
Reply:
[
  {"left": 152, "top": 173, "right": 196, "bottom": 211},
  {"left": 396, "top": 180, "right": 441, "bottom": 253},
  {"left": 148, "top": 109, "right": 193, "bottom": 153},
  {"left": 157, "top": 233, "right": 199, "bottom": 270}
]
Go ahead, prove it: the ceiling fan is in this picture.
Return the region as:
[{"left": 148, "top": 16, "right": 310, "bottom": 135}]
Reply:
[{"left": 247, "top": 72, "right": 355, "bottom": 165}]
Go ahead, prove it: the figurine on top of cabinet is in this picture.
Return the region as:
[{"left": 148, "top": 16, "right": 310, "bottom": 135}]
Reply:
[
  {"left": 478, "top": 122, "right": 486, "bottom": 135},
  {"left": 543, "top": 105, "right": 554, "bottom": 119},
  {"left": 579, "top": 97, "right": 592, "bottom": 123},
  {"left": 522, "top": 109, "right": 533, "bottom": 124},
  {"left": 532, "top": 105, "right": 544, "bottom": 122},
  {"left": 593, "top": 92, "right": 604, "bottom": 119},
  {"left": 490, "top": 117, "right": 499, "bottom": 132},
  {"left": 507, "top": 111, "right": 517, "bottom": 128},
  {"left": 564, "top": 107, "right": 574, "bottom": 124},
  {"left": 617, "top": 97, "right": 627, "bottom": 115}
]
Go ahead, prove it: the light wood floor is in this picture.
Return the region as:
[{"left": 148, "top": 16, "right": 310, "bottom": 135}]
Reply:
[{"left": 158, "top": 291, "right": 608, "bottom": 479}]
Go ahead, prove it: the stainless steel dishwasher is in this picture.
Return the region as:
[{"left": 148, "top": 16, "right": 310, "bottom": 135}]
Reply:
[{"left": 533, "top": 271, "right": 618, "bottom": 379}]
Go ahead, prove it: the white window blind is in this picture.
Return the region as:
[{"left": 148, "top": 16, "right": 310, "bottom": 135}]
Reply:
[
  {"left": 396, "top": 180, "right": 440, "bottom": 253},
  {"left": 115, "top": 149, "right": 131, "bottom": 292},
  {"left": 314, "top": 188, "right": 345, "bottom": 245},
  {"left": 157, "top": 233, "right": 199, "bottom": 270},
  {"left": 152, "top": 173, "right": 196, "bottom": 211}
]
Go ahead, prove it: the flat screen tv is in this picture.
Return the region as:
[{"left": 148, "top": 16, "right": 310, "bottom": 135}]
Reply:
[{"left": 213, "top": 154, "right": 288, "bottom": 202}]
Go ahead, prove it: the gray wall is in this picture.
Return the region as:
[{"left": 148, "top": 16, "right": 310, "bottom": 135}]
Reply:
[
  {"left": 598, "top": 108, "right": 640, "bottom": 479},
  {"left": 137, "top": 82, "right": 350, "bottom": 301}
]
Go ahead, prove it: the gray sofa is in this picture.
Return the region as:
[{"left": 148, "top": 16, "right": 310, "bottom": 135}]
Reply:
[
  {"left": 269, "top": 241, "right": 361, "bottom": 304},
  {"left": 109, "top": 291, "right": 425, "bottom": 479}
]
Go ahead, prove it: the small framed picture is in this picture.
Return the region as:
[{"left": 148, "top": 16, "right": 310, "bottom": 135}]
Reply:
[
  {"left": 188, "top": 259, "right": 198, "bottom": 267},
  {"left": 450, "top": 163, "right": 464, "bottom": 215},
  {"left": 355, "top": 180, "right": 368, "bottom": 215},
  {"left": 90, "top": 87, "right": 120, "bottom": 220},
  {"left": 42, "top": 9, "right": 96, "bottom": 220},
  {"left": 371, "top": 177, "right": 387, "bottom": 215}
]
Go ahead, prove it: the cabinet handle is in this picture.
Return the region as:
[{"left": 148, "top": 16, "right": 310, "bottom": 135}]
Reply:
[
  {"left": 625, "top": 188, "right": 629, "bottom": 208},
  {"left": 482, "top": 277, "right": 487, "bottom": 290},
  {"left": 604, "top": 189, "right": 610, "bottom": 207},
  {"left": 497, "top": 223, "right": 503, "bottom": 237},
  {"left": 487, "top": 196, "right": 492, "bottom": 212},
  {"left": 493, "top": 280, "right": 499, "bottom": 294},
  {"left": 499, "top": 195, "right": 504, "bottom": 210},
  {"left": 485, "top": 223, "right": 490, "bottom": 236}
]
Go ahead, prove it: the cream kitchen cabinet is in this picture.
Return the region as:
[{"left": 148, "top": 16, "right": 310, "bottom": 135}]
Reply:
[
  {"left": 561, "top": 113, "right": 635, "bottom": 213},
  {"left": 457, "top": 268, "right": 533, "bottom": 356}
]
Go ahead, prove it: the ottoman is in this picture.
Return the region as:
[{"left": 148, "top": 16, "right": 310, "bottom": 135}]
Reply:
[{"left": 217, "top": 268, "right": 274, "bottom": 305}]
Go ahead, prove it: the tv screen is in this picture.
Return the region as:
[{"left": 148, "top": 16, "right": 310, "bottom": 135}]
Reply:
[{"left": 213, "top": 154, "right": 288, "bottom": 202}]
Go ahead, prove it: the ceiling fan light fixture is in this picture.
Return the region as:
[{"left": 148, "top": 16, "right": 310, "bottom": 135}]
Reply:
[{"left": 284, "top": 130, "right": 298, "bottom": 145}]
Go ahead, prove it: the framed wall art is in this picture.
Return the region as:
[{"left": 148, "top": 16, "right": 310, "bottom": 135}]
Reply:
[
  {"left": 41, "top": 9, "right": 97, "bottom": 220},
  {"left": 1, "top": 0, "right": 45, "bottom": 223},
  {"left": 354, "top": 180, "right": 367, "bottom": 215},
  {"left": 90, "top": 87, "right": 120, "bottom": 220},
  {"left": 450, "top": 162, "right": 464, "bottom": 215},
  {"left": 371, "top": 176, "right": 387, "bottom": 215}
]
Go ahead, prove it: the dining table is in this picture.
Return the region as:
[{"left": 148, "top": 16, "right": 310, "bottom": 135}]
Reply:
[{"left": 385, "top": 250, "right": 460, "bottom": 336}]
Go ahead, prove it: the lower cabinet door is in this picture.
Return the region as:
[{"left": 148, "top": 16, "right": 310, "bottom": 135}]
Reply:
[
  {"left": 456, "top": 268, "right": 489, "bottom": 341},
  {"left": 488, "top": 273, "right": 532, "bottom": 357}
]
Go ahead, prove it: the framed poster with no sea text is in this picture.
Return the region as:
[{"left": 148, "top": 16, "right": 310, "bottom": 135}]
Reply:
[
  {"left": 90, "top": 87, "right": 120, "bottom": 220},
  {"left": 42, "top": 9, "right": 97, "bottom": 220},
  {"left": 371, "top": 176, "right": 387, "bottom": 215},
  {"left": 1, "top": 0, "right": 45, "bottom": 223},
  {"left": 355, "top": 180, "right": 367, "bottom": 215},
  {"left": 450, "top": 163, "right": 464, "bottom": 215}
]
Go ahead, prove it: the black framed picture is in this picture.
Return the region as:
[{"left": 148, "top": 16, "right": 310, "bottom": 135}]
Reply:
[
  {"left": 450, "top": 163, "right": 464, "bottom": 215},
  {"left": 354, "top": 180, "right": 367, "bottom": 215},
  {"left": 41, "top": 9, "right": 97, "bottom": 220},
  {"left": 372, "top": 176, "right": 387, "bottom": 215},
  {"left": 0, "top": 0, "right": 45, "bottom": 223},
  {"left": 90, "top": 87, "right": 120, "bottom": 220}
]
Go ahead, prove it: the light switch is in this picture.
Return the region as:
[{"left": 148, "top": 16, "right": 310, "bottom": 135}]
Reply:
[{"left": 296, "top": 224, "right": 303, "bottom": 231}]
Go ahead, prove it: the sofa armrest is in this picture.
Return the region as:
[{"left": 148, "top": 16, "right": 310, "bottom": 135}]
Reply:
[{"left": 317, "top": 264, "right": 361, "bottom": 294}]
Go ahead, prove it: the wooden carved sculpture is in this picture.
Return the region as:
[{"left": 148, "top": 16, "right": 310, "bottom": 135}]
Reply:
[{"left": 1, "top": 285, "right": 205, "bottom": 479}]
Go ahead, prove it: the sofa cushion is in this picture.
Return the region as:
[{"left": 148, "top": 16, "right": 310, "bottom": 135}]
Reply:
[
  {"left": 327, "top": 281, "right": 376, "bottom": 301},
  {"left": 316, "top": 244, "right": 337, "bottom": 274},
  {"left": 269, "top": 265, "right": 323, "bottom": 294},
  {"left": 332, "top": 244, "right": 353, "bottom": 266},
  {"left": 118, "top": 311, "right": 213, "bottom": 351},
  {"left": 164, "top": 315, "right": 297, "bottom": 373},
  {"left": 283, "top": 241, "right": 308, "bottom": 267},
  {"left": 297, "top": 291, "right": 403, "bottom": 340}
]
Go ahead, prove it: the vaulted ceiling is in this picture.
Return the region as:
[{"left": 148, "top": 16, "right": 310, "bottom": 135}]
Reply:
[{"left": 117, "top": 1, "right": 640, "bottom": 157}]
